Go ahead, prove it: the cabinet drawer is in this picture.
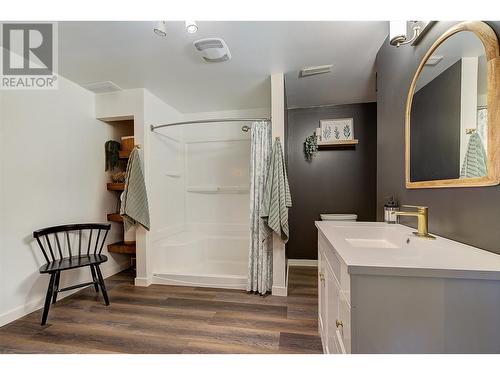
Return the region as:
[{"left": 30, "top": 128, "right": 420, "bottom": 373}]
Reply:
[
  {"left": 318, "top": 232, "right": 350, "bottom": 304},
  {"left": 319, "top": 232, "right": 341, "bottom": 280},
  {"left": 339, "top": 291, "right": 351, "bottom": 353}
]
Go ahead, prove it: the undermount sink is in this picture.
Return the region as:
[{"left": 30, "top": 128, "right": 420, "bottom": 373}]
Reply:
[{"left": 344, "top": 238, "right": 400, "bottom": 249}]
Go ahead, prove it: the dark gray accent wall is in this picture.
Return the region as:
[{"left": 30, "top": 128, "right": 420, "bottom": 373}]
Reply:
[
  {"left": 286, "top": 103, "right": 377, "bottom": 259},
  {"left": 411, "top": 60, "right": 462, "bottom": 181},
  {"left": 376, "top": 21, "right": 500, "bottom": 254}
]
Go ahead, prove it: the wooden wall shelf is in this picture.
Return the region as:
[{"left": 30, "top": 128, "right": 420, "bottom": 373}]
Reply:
[
  {"left": 107, "top": 183, "right": 125, "bottom": 191},
  {"left": 119, "top": 150, "right": 131, "bottom": 159},
  {"left": 107, "top": 213, "right": 123, "bottom": 223},
  {"left": 318, "top": 139, "right": 359, "bottom": 148},
  {"left": 108, "top": 241, "right": 136, "bottom": 254}
]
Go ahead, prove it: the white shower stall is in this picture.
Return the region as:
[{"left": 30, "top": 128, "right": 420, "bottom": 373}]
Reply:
[{"left": 149, "top": 109, "right": 270, "bottom": 289}]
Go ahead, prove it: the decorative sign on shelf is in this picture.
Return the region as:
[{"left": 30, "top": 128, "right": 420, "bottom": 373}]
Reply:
[{"left": 320, "top": 118, "right": 354, "bottom": 141}]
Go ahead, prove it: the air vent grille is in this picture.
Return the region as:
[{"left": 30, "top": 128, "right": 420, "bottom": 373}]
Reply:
[
  {"left": 299, "top": 65, "right": 333, "bottom": 78},
  {"left": 81, "top": 81, "right": 122, "bottom": 94},
  {"left": 193, "top": 38, "right": 231, "bottom": 63},
  {"left": 203, "top": 55, "right": 230, "bottom": 63},
  {"left": 425, "top": 55, "right": 443, "bottom": 66},
  {"left": 194, "top": 39, "right": 224, "bottom": 51}
]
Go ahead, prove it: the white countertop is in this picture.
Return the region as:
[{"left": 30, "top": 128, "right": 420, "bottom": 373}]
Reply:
[{"left": 315, "top": 221, "right": 500, "bottom": 280}]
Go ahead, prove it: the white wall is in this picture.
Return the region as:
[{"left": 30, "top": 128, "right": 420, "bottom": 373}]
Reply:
[
  {"left": 271, "top": 73, "right": 287, "bottom": 297},
  {"left": 0, "top": 76, "right": 130, "bottom": 327},
  {"left": 142, "top": 90, "right": 183, "bottom": 283}
]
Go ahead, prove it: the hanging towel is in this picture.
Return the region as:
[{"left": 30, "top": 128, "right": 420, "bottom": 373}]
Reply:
[
  {"left": 261, "top": 138, "right": 292, "bottom": 243},
  {"left": 120, "top": 147, "right": 151, "bottom": 232},
  {"left": 460, "top": 132, "right": 488, "bottom": 178}
]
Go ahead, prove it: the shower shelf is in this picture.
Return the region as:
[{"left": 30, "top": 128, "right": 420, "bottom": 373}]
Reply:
[
  {"left": 165, "top": 171, "right": 182, "bottom": 177},
  {"left": 187, "top": 186, "right": 249, "bottom": 194}
]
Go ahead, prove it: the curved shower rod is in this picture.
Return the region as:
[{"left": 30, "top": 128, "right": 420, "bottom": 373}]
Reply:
[{"left": 150, "top": 117, "right": 271, "bottom": 132}]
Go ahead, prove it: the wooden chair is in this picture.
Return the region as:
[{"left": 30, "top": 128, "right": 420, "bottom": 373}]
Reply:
[{"left": 33, "top": 223, "right": 111, "bottom": 325}]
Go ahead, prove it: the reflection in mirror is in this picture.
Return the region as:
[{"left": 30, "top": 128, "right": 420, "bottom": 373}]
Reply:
[{"left": 410, "top": 31, "right": 488, "bottom": 182}]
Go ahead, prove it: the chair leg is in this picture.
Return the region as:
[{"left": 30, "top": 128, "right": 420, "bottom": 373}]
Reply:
[
  {"left": 90, "top": 265, "right": 99, "bottom": 293},
  {"left": 52, "top": 271, "right": 61, "bottom": 304},
  {"left": 41, "top": 273, "right": 56, "bottom": 325},
  {"left": 94, "top": 264, "right": 110, "bottom": 306}
]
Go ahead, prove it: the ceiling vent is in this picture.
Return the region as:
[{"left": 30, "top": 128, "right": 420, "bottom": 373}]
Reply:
[
  {"left": 425, "top": 55, "right": 443, "bottom": 66},
  {"left": 299, "top": 64, "right": 333, "bottom": 78},
  {"left": 193, "top": 38, "right": 231, "bottom": 63},
  {"left": 81, "top": 81, "right": 122, "bottom": 94}
]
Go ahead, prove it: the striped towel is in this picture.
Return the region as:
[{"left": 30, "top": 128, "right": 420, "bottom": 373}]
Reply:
[
  {"left": 460, "top": 132, "right": 487, "bottom": 178},
  {"left": 260, "top": 138, "right": 292, "bottom": 243},
  {"left": 120, "top": 147, "right": 151, "bottom": 232}
]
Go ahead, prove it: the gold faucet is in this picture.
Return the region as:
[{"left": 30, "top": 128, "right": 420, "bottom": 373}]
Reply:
[{"left": 395, "top": 205, "right": 435, "bottom": 239}]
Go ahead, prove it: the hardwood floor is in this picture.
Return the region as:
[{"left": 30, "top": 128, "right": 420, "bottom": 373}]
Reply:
[{"left": 0, "top": 266, "right": 322, "bottom": 354}]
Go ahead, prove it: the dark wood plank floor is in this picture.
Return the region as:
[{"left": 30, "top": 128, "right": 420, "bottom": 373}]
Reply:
[{"left": 0, "top": 266, "right": 322, "bottom": 354}]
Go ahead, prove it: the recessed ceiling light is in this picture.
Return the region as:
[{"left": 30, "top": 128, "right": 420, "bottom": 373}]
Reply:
[
  {"left": 185, "top": 21, "right": 198, "bottom": 34},
  {"left": 154, "top": 21, "right": 167, "bottom": 37},
  {"left": 299, "top": 64, "right": 333, "bottom": 78}
]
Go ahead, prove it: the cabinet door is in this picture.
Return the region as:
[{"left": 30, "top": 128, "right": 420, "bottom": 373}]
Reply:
[
  {"left": 318, "top": 249, "right": 327, "bottom": 352},
  {"left": 338, "top": 291, "right": 351, "bottom": 353},
  {"left": 325, "top": 262, "right": 340, "bottom": 354}
]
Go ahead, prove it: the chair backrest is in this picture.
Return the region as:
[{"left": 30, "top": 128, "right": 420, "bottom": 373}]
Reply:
[{"left": 33, "top": 223, "right": 111, "bottom": 263}]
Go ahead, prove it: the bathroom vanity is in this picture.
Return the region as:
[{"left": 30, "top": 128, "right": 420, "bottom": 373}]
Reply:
[{"left": 316, "top": 221, "right": 500, "bottom": 354}]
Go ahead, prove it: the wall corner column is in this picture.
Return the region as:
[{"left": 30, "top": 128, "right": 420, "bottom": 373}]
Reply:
[{"left": 271, "top": 73, "right": 288, "bottom": 296}]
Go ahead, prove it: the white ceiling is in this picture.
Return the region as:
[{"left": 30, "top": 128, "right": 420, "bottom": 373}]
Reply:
[{"left": 58, "top": 21, "right": 388, "bottom": 113}]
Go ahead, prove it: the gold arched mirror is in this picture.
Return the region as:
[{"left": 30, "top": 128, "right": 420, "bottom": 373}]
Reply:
[{"left": 405, "top": 21, "right": 500, "bottom": 188}]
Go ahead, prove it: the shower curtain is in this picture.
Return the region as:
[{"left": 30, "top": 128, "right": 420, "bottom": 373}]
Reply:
[{"left": 247, "top": 121, "right": 273, "bottom": 294}]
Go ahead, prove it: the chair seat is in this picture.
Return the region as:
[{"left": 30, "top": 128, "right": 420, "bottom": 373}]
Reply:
[{"left": 39, "top": 254, "right": 108, "bottom": 274}]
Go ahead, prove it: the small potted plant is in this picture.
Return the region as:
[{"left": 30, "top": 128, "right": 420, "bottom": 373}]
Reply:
[{"left": 304, "top": 133, "right": 318, "bottom": 161}]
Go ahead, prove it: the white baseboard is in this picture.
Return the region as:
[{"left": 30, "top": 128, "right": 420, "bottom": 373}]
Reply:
[
  {"left": 288, "top": 259, "right": 318, "bottom": 267},
  {"left": 0, "top": 260, "right": 129, "bottom": 327},
  {"left": 134, "top": 276, "right": 152, "bottom": 287},
  {"left": 272, "top": 285, "right": 288, "bottom": 296}
]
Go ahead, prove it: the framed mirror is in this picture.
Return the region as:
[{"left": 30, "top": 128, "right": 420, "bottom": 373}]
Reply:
[{"left": 405, "top": 21, "right": 500, "bottom": 188}]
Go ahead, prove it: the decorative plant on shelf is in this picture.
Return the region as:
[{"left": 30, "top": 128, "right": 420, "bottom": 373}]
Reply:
[
  {"left": 333, "top": 126, "right": 340, "bottom": 140},
  {"left": 343, "top": 124, "right": 351, "bottom": 139},
  {"left": 304, "top": 133, "right": 318, "bottom": 161}
]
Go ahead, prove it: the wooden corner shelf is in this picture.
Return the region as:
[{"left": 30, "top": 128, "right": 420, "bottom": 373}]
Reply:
[
  {"left": 107, "top": 183, "right": 125, "bottom": 191},
  {"left": 107, "top": 213, "right": 123, "bottom": 223},
  {"left": 317, "top": 139, "right": 358, "bottom": 148},
  {"left": 119, "top": 150, "right": 131, "bottom": 159},
  {"left": 108, "top": 241, "right": 136, "bottom": 254}
]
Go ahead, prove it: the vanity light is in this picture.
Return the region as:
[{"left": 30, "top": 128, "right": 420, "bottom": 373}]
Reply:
[
  {"left": 389, "top": 21, "right": 422, "bottom": 47},
  {"left": 185, "top": 20, "right": 198, "bottom": 34},
  {"left": 154, "top": 21, "right": 167, "bottom": 37}
]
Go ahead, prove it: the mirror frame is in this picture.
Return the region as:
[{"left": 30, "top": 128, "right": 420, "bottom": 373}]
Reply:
[{"left": 405, "top": 21, "right": 500, "bottom": 189}]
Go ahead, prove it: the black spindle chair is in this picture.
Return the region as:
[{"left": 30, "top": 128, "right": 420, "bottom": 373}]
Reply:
[{"left": 33, "top": 223, "right": 112, "bottom": 325}]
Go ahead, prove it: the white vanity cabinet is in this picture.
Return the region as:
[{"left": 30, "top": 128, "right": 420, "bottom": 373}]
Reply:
[
  {"left": 316, "top": 221, "right": 500, "bottom": 354},
  {"left": 318, "top": 232, "right": 350, "bottom": 354}
]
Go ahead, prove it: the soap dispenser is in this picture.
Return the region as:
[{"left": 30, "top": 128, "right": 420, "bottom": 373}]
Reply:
[{"left": 384, "top": 196, "right": 399, "bottom": 224}]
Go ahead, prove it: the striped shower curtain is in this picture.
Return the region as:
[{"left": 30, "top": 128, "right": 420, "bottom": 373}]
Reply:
[{"left": 247, "top": 121, "right": 273, "bottom": 294}]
